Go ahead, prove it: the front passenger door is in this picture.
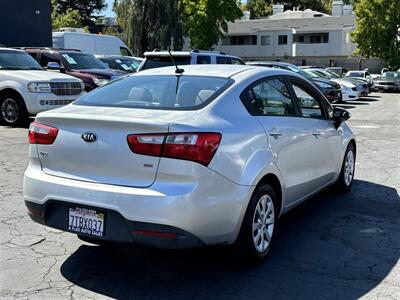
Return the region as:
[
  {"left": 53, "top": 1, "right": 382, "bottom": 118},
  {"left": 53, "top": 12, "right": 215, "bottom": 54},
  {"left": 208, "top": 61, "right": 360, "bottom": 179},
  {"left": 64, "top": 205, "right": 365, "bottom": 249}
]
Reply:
[{"left": 289, "top": 79, "right": 342, "bottom": 189}]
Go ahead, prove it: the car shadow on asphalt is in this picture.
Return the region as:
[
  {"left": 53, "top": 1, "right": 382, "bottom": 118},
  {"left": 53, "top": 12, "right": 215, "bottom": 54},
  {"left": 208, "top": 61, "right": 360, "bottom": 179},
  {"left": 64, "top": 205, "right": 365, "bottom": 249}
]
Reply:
[{"left": 60, "top": 180, "right": 400, "bottom": 299}]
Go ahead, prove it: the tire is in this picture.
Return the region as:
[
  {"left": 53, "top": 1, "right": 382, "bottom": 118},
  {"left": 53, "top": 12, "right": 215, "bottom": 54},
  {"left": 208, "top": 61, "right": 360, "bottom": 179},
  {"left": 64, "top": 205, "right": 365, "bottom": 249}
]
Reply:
[
  {"left": 234, "top": 183, "right": 278, "bottom": 262},
  {"left": 334, "top": 143, "right": 356, "bottom": 192},
  {"left": 0, "top": 93, "right": 29, "bottom": 126}
]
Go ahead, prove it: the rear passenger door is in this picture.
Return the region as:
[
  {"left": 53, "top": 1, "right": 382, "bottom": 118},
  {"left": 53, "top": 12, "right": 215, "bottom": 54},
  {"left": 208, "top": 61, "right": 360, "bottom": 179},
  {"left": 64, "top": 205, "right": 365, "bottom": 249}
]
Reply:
[
  {"left": 241, "top": 76, "right": 318, "bottom": 205},
  {"left": 288, "top": 77, "right": 342, "bottom": 188}
]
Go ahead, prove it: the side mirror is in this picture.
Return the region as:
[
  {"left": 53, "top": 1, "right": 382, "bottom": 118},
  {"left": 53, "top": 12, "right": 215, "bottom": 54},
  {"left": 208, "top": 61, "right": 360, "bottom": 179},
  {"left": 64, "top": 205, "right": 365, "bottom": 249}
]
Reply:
[
  {"left": 332, "top": 107, "right": 350, "bottom": 128},
  {"left": 46, "top": 62, "right": 60, "bottom": 70}
]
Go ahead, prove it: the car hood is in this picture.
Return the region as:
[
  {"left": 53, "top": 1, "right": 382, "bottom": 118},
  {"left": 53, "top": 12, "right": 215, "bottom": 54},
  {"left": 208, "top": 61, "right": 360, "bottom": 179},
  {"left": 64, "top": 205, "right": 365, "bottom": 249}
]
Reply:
[
  {"left": 3, "top": 70, "right": 81, "bottom": 82},
  {"left": 329, "top": 78, "right": 356, "bottom": 88},
  {"left": 74, "top": 69, "right": 125, "bottom": 79},
  {"left": 311, "top": 77, "right": 331, "bottom": 84}
]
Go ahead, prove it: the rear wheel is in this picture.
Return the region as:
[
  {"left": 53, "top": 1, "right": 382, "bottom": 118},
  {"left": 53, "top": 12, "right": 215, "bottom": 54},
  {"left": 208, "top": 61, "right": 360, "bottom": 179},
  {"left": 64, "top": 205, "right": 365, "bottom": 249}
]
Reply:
[
  {"left": 0, "top": 93, "right": 29, "bottom": 126},
  {"left": 235, "top": 183, "right": 278, "bottom": 261},
  {"left": 335, "top": 143, "right": 356, "bottom": 192}
]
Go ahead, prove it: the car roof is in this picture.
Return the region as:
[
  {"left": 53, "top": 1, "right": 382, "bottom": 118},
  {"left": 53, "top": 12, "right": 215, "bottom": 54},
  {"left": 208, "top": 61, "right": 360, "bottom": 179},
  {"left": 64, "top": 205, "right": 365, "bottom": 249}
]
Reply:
[
  {"left": 132, "top": 64, "right": 295, "bottom": 79},
  {"left": 143, "top": 50, "right": 241, "bottom": 59},
  {"left": 0, "top": 47, "right": 25, "bottom": 53},
  {"left": 247, "top": 61, "right": 293, "bottom": 67}
]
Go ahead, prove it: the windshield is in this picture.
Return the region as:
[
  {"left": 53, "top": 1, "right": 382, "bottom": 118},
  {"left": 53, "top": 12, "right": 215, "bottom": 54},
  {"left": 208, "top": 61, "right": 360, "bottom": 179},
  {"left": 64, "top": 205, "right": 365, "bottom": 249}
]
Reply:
[
  {"left": 347, "top": 72, "right": 364, "bottom": 78},
  {"left": 305, "top": 69, "right": 329, "bottom": 79},
  {"left": 323, "top": 70, "right": 341, "bottom": 78},
  {"left": 61, "top": 52, "right": 108, "bottom": 70},
  {"left": 142, "top": 56, "right": 191, "bottom": 70},
  {"left": 75, "top": 75, "right": 232, "bottom": 109},
  {"left": 103, "top": 57, "right": 141, "bottom": 73},
  {"left": 381, "top": 72, "right": 400, "bottom": 79},
  {"left": 285, "top": 65, "right": 313, "bottom": 79},
  {"left": 0, "top": 51, "right": 43, "bottom": 70}
]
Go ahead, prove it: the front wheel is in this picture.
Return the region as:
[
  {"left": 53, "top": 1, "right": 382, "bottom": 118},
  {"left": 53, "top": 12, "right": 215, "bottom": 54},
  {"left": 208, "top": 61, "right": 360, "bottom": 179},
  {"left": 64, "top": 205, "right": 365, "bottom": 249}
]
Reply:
[
  {"left": 235, "top": 183, "right": 278, "bottom": 261},
  {"left": 335, "top": 143, "right": 356, "bottom": 192},
  {"left": 0, "top": 93, "right": 29, "bottom": 126}
]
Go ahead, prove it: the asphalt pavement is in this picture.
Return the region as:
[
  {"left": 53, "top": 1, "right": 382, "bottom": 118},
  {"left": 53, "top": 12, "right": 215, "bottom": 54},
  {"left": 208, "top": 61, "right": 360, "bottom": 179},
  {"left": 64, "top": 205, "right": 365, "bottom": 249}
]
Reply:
[{"left": 0, "top": 92, "right": 399, "bottom": 299}]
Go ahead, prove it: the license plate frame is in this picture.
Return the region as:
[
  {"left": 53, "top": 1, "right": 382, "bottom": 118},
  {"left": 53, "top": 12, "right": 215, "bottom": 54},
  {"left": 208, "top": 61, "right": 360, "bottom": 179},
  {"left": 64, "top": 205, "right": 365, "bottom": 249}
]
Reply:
[{"left": 68, "top": 206, "right": 105, "bottom": 237}]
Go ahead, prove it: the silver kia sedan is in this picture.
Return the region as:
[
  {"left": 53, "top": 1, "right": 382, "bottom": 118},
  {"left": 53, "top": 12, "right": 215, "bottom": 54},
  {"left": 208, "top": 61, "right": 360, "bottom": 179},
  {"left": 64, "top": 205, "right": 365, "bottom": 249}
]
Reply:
[{"left": 24, "top": 65, "right": 356, "bottom": 260}]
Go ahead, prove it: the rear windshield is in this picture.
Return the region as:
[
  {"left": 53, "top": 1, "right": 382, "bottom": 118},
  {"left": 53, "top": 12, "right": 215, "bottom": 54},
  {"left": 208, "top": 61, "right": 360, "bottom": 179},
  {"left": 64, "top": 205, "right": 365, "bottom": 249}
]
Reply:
[
  {"left": 141, "top": 56, "right": 191, "bottom": 70},
  {"left": 74, "top": 75, "right": 232, "bottom": 110}
]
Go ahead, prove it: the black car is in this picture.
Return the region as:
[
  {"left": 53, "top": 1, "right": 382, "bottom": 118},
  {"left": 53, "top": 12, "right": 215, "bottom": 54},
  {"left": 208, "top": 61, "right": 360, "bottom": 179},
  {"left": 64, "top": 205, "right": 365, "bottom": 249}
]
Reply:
[
  {"left": 96, "top": 55, "right": 143, "bottom": 73},
  {"left": 25, "top": 48, "right": 125, "bottom": 91},
  {"left": 247, "top": 61, "right": 342, "bottom": 103}
]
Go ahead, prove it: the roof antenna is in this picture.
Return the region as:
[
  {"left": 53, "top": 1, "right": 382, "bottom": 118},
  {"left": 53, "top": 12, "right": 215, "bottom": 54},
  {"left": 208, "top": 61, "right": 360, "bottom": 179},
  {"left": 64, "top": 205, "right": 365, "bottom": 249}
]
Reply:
[{"left": 168, "top": 48, "right": 184, "bottom": 75}]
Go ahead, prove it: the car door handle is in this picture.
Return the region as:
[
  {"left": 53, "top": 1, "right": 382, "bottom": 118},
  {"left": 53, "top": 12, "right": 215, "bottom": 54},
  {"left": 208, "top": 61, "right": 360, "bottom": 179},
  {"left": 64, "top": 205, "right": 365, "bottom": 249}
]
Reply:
[
  {"left": 269, "top": 129, "right": 283, "bottom": 138},
  {"left": 312, "top": 130, "right": 322, "bottom": 137}
]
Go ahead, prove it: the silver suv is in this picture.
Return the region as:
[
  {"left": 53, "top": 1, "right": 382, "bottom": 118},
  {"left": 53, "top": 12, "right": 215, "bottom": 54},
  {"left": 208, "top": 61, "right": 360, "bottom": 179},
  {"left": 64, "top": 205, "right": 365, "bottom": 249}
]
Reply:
[{"left": 138, "top": 50, "right": 245, "bottom": 71}]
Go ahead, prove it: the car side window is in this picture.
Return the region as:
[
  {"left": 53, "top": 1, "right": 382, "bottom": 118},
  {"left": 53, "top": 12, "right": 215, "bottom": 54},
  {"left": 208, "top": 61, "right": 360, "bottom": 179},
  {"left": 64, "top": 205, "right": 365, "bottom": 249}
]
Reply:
[
  {"left": 40, "top": 53, "right": 61, "bottom": 68},
  {"left": 216, "top": 56, "right": 230, "bottom": 64},
  {"left": 246, "top": 78, "right": 296, "bottom": 116},
  {"left": 291, "top": 83, "right": 324, "bottom": 119},
  {"left": 230, "top": 58, "right": 244, "bottom": 65},
  {"left": 120, "top": 47, "right": 132, "bottom": 56},
  {"left": 197, "top": 55, "right": 211, "bottom": 64}
]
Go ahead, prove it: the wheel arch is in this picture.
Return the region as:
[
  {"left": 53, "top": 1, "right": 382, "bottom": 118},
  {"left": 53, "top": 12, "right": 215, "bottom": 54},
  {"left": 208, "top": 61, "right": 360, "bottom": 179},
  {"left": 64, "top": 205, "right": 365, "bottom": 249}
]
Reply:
[
  {"left": 255, "top": 173, "right": 283, "bottom": 216},
  {"left": 0, "top": 87, "right": 24, "bottom": 100}
]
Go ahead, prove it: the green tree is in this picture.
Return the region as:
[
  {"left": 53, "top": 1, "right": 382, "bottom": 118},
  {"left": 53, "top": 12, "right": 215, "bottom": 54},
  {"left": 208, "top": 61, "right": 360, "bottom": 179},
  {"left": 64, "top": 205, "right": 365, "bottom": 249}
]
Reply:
[
  {"left": 181, "top": 0, "right": 242, "bottom": 49},
  {"left": 114, "top": 0, "right": 184, "bottom": 55},
  {"left": 352, "top": 0, "right": 400, "bottom": 69},
  {"left": 244, "top": 0, "right": 272, "bottom": 19},
  {"left": 53, "top": 0, "right": 106, "bottom": 27},
  {"left": 51, "top": 0, "right": 86, "bottom": 29}
]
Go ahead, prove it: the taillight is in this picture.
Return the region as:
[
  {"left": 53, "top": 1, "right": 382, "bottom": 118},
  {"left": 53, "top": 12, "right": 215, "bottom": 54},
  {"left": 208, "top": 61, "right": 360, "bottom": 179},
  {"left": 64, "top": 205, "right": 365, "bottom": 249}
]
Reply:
[
  {"left": 127, "top": 133, "right": 221, "bottom": 166},
  {"left": 28, "top": 122, "right": 58, "bottom": 145}
]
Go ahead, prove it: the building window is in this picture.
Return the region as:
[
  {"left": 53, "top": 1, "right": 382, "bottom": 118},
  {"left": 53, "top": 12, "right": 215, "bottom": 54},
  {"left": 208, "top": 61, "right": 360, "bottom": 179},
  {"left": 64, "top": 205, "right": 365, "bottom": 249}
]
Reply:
[
  {"left": 278, "top": 35, "right": 288, "bottom": 45},
  {"left": 224, "top": 35, "right": 257, "bottom": 46},
  {"left": 294, "top": 35, "right": 304, "bottom": 43},
  {"left": 261, "top": 35, "right": 270, "bottom": 46}
]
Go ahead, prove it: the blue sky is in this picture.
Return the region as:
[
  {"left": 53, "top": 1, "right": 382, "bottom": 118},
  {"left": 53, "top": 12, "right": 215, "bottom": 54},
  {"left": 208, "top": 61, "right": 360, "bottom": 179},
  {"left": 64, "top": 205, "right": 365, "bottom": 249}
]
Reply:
[{"left": 104, "top": 0, "right": 247, "bottom": 17}]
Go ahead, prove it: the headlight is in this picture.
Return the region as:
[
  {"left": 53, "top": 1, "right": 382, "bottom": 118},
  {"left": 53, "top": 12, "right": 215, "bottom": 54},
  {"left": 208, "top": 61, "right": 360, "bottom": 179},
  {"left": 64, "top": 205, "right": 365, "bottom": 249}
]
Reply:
[
  {"left": 27, "top": 82, "right": 51, "bottom": 93},
  {"left": 79, "top": 81, "right": 85, "bottom": 91},
  {"left": 315, "top": 82, "right": 332, "bottom": 89},
  {"left": 93, "top": 78, "right": 110, "bottom": 86}
]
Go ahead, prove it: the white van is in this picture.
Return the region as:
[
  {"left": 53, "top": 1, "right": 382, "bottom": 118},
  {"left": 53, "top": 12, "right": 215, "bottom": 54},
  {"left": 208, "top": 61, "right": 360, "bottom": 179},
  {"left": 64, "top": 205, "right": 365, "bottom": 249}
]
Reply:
[{"left": 53, "top": 30, "right": 132, "bottom": 56}]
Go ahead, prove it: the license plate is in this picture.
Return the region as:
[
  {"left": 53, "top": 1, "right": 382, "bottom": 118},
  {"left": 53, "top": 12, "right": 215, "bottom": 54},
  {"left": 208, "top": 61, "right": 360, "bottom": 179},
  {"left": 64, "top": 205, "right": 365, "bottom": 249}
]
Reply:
[{"left": 68, "top": 207, "right": 105, "bottom": 237}]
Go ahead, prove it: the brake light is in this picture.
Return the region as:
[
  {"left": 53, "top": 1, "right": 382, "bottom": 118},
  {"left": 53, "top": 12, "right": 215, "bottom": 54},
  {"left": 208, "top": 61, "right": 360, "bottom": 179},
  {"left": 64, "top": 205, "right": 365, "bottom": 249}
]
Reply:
[
  {"left": 28, "top": 122, "right": 58, "bottom": 145},
  {"left": 127, "top": 133, "right": 221, "bottom": 166}
]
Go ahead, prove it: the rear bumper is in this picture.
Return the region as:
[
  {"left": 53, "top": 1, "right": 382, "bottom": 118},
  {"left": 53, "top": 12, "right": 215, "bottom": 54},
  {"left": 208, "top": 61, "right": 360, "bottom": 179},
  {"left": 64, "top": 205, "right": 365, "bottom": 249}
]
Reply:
[
  {"left": 25, "top": 200, "right": 203, "bottom": 249},
  {"left": 23, "top": 161, "right": 253, "bottom": 248}
]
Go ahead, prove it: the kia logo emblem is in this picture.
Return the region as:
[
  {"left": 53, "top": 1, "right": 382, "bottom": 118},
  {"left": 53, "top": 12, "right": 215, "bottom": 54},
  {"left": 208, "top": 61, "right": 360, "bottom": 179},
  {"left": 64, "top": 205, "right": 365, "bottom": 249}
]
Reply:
[{"left": 81, "top": 132, "right": 97, "bottom": 143}]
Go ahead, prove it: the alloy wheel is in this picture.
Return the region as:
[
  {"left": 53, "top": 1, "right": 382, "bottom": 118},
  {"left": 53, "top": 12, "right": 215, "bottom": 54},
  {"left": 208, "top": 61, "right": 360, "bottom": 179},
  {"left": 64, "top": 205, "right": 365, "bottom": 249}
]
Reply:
[
  {"left": 344, "top": 150, "right": 354, "bottom": 186},
  {"left": 1, "top": 98, "right": 19, "bottom": 124},
  {"left": 252, "top": 194, "right": 275, "bottom": 253}
]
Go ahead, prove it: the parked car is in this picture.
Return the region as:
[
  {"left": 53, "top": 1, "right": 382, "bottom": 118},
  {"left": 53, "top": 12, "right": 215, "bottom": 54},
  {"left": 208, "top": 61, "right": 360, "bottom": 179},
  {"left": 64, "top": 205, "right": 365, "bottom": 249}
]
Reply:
[
  {"left": 138, "top": 50, "right": 245, "bottom": 71},
  {"left": 247, "top": 61, "right": 342, "bottom": 103},
  {"left": 24, "top": 65, "right": 356, "bottom": 261},
  {"left": 303, "top": 69, "right": 359, "bottom": 102},
  {"left": 25, "top": 48, "right": 125, "bottom": 91},
  {"left": 345, "top": 70, "right": 373, "bottom": 88},
  {"left": 53, "top": 30, "right": 133, "bottom": 56},
  {"left": 322, "top": 69, "right": 369, "bottom": 97},
  {"left": 0, "top": 48, "right": 85, "bottom": 126},
  {"left": 373, "top": 72, "right": 400, "bottom": 92},
  {"left": 96, "top": 55, "right": 143, "bottom": 73}
]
